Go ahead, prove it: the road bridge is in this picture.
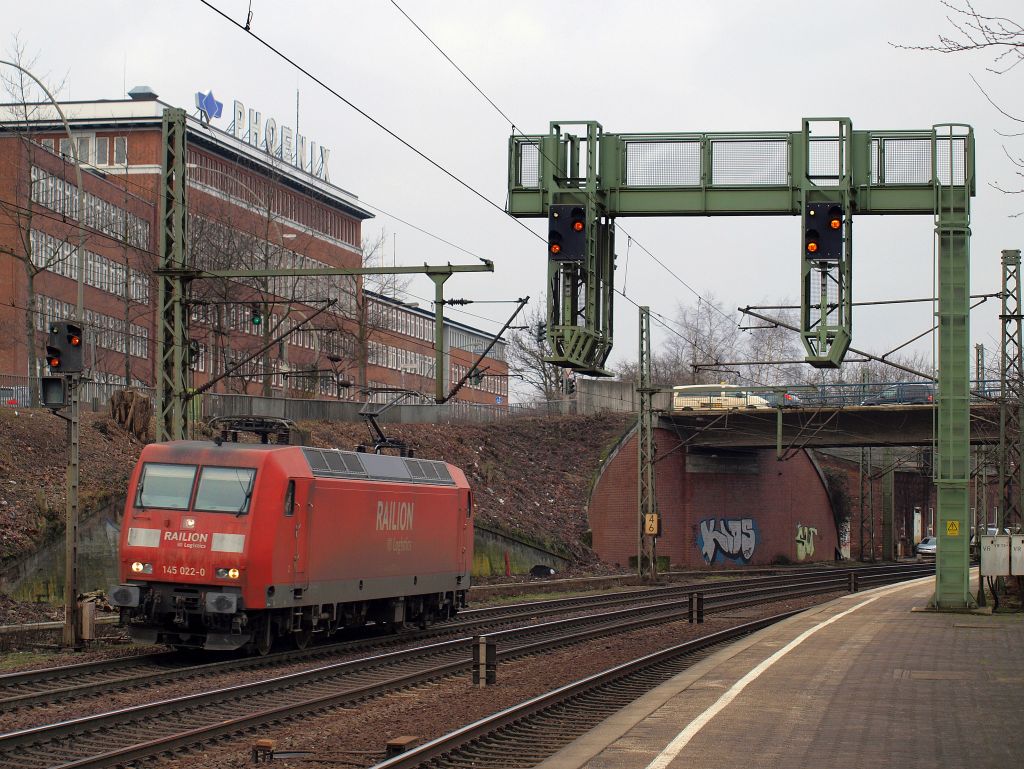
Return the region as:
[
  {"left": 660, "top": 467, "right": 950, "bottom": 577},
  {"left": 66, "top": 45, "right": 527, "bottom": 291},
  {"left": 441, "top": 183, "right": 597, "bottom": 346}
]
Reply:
[{"left": 657, "top": 403, "right": 999, "bottom": 451}]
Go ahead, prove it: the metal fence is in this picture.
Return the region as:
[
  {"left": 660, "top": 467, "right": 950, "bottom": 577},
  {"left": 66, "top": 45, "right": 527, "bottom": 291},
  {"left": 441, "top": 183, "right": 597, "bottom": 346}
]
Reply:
[
  {"left": 0, "top": 374, "right": 151, "bottom": 411},
  {"left": 0, "top": 374, "right": 578, "bottom": 424},
  {"left": 1, "top": 374, "right": 999, "bottom": 425}
]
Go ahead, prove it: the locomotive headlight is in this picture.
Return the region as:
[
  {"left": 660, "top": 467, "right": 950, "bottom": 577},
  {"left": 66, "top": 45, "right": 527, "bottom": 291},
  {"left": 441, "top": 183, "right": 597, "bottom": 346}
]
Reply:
[
  {"left": 131, "top": 561, "right": 153, "bottom": 574},
  {"left": 228, "top": 568, "right": 240, "bottom": 579},
  {"left": 216, "top": 567, "right": 241, "bottom": 579}
]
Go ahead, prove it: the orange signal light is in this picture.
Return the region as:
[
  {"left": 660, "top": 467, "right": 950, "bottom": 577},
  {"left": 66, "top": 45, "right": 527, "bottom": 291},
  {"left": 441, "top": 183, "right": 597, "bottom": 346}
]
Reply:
[
  {"left": 829, "top": 218, "right": 841, "bottom": 230},
  {"left": 806, "top": 241, "right": 819, "bottom": 254}
]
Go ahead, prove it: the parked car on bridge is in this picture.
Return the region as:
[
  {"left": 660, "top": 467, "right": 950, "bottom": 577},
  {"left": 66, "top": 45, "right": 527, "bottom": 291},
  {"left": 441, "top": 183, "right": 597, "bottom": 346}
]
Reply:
[
  {"left": 672, "top": 385, "right": 770, "bottom": 411},
  {"left": 762, "top": 391, "right": 802, "bottom": 408},
  {"left": 861, "top": 382, "right": 935, "bottom": 406}
]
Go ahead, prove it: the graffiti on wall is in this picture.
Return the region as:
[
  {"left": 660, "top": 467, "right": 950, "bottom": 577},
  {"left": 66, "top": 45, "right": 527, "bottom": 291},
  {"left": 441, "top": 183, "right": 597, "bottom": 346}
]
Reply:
[
  {"left": 697, "top": 518, "right": 757, "bottom": 564},
  {"left": 795, "top": 523, "right": 818, "bottom": 561}
]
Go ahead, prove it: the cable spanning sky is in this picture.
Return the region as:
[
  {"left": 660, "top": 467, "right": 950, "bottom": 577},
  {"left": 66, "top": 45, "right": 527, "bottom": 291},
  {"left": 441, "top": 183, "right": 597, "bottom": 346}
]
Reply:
[{"left": 3, "top": 0, "right": 1020, "bottom": 395}]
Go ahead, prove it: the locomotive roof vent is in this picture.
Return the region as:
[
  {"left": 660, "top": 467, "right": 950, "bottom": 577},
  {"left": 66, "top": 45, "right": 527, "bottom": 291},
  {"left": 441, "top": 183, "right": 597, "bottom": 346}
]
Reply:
[{"left": 301, "top": 447, "right": 454, "bottom": 485}]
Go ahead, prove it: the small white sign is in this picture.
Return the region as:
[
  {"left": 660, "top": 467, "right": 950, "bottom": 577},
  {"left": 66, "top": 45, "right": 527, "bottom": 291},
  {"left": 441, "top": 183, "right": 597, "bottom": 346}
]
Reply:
[{"left": 980, "top": 535, "right": 1011, "bottom": 577}]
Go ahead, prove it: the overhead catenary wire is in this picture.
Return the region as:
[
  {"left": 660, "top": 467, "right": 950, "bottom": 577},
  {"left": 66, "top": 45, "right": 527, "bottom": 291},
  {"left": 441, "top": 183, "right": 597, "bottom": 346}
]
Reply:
[
  {"left": 198, "top": 0, "right": 543, "bottom": 250},
  {"left": 384, "top": 0, "right": 741, "bottom": 332}
]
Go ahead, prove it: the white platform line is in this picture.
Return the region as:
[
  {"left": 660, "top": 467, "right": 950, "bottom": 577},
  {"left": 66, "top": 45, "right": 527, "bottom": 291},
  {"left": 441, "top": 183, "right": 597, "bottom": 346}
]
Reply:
[{"left": 643, "top": 577, "right": 930, "bottom": 769}]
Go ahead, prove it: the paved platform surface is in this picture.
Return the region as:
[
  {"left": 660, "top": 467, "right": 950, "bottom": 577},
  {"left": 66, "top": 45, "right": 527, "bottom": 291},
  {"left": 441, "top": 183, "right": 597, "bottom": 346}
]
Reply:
[{"left": 538, "top": 575, "right": 1024, "bottom": 769}]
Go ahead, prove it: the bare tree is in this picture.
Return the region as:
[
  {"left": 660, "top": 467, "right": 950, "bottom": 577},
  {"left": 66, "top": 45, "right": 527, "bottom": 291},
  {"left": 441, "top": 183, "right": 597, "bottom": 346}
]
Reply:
[
  {"left": 899, "top": 2, "right": 1023, "bottom": 73},
  {"left": 0, "top": 38, "right": 71, "bottom": 405},
  {"left": 505, "top": 301, "right": 564, "bottom": 401},
  {"left": 897, "top": 2, "right": 1024, "bottom": 207},
  {"left": 739, "top": 305, "right": 803, "bottom": 386},
  {"left": 660, "top": 296, "right": 742, "bottom": 384},
  {"left": 341, "top": 229, "right": 411, "bottom": 392},
  {"left": 185, "top": 174, "right": 412, "bottom": 400}
]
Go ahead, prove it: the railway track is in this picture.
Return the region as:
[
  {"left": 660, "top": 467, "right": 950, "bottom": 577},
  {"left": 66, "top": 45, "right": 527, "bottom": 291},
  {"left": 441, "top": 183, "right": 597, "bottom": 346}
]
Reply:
[
  {"left": 0, "top": 564, "right": 926, "bottom": 714},
  {"left": 0, "top": 565, "right": 931, "bottom": 769},
  {"left": 370, "top": 568, "right": 937, "bottom": 769},
  {"left": 374, "top": 613, "right": 795, "bottom": 769}
]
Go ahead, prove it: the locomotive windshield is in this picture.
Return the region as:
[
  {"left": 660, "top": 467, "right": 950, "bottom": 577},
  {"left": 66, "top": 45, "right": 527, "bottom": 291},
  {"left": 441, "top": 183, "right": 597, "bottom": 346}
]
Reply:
[
  {"left": 194, "top": 466, "right": 257, "bottom": 514},
  {"left": 137, "top": 463, "right": 196, "bottom": 510}
]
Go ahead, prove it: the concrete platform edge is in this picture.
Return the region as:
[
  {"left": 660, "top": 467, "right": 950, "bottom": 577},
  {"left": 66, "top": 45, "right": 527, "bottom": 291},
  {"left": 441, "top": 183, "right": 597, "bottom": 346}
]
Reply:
[{"left": 535, "top": 577, "right": 933, "bottom": 769}]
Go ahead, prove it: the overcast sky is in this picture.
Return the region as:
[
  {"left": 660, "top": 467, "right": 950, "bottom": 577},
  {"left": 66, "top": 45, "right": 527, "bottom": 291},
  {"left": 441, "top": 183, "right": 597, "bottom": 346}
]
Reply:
[{"left": 5, "top": 1, "right": 1021, "bottom": 396}]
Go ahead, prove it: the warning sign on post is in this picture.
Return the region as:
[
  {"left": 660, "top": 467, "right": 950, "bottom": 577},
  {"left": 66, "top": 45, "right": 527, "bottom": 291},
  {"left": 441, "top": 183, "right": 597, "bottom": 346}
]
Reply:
[{"left": 945, "top": 520, "right": 960, "bottom": 536}]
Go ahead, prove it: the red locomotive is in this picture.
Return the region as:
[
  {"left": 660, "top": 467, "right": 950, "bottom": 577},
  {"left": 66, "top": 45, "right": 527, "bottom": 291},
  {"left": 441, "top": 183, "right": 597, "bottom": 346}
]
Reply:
[{"left": 109, "top": 440, "right": 473, "bottom": 652}]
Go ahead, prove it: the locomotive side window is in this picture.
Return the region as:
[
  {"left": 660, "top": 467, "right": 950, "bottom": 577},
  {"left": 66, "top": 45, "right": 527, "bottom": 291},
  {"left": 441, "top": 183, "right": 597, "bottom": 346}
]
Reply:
[
  {"left": 194, "top": 466, "right": 257, "bottom": 514},
  {"left": 284, "top": 480, "right": 295, "bottom": 517},
  {"left": 137, "top": 463, "right": 197, "bottom": 510}
]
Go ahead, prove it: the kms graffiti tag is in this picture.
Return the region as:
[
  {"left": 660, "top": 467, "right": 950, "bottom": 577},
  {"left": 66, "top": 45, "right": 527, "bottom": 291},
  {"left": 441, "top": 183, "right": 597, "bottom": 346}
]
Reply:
[{"left": 698, "top": 518, "right": 757, "bottom": 564}]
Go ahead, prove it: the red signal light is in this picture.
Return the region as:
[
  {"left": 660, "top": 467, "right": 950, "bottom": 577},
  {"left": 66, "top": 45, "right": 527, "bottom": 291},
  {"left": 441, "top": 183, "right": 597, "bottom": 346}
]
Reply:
[
  {"left": 48, "top": 356, "right": 60, "bottom": 368},
  {"left": 69, "top": 334, "right": 81, "bottom": 347},
  {"left": 572, "top": 220, "right": 584, "bottom": 232},
  {"left": 550, "top": 243, "right": 562, "bottom": 255}
]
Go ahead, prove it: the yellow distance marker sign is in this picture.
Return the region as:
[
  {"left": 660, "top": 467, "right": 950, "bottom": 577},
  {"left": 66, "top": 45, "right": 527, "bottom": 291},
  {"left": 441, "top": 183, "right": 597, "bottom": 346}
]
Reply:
[
  {"left": 644, "top": 513, "right": 660, "bottom": 536},
  {"left": 946, "top": 520, "right": 961, "bottom": 536}
]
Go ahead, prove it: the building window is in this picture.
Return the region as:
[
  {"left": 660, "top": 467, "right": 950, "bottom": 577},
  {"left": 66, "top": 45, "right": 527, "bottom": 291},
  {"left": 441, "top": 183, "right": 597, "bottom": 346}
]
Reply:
[
  {"left": 113, "top": 136, "right": 127, "bottom": 165},
  {"left": 59, "top": 138, "right": 71, "bottom": 158},
  {"left": 77, "top": 137, "right": 90, "bottom": 164},
  {"left": 41, "top": 138, "right": 54, "bottom": 152},
  {"left": 95, "top": 137, "right": 109, "bottom": 165}
]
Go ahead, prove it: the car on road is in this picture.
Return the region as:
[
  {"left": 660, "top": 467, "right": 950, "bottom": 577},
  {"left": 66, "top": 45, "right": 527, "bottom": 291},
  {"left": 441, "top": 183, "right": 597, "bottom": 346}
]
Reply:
[
  {"left": 672, "top": 385, "right": 770, "bottom": 411},
  {"left": 0, "top": 385, "right": 29, "bottom": 407},
  {"left": 914, "top": 536, "right": 937, "bottom": 557},
  {"left": 861, "top": 382, "right": 935, "bottom": 406}
]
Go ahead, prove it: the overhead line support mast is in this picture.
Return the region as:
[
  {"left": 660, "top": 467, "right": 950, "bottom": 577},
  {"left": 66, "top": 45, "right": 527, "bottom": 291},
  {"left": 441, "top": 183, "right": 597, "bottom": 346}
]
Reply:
[{"left": 156, "top": 108, "right": 493, "bottom": 443}]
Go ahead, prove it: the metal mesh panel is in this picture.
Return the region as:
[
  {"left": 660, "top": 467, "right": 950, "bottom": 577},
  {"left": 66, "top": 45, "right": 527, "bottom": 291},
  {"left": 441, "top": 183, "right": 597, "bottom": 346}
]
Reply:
[
  {"left": 518, "top": 142, "right": 540, "bottom": 187},
  {"left": 303, "top": 448, "right": 367, "bottom": 478},
  {"left": 303, "top": 448, "right": 329, "bottom": 473},
  {"left": 871, "top": 139, "right": 880, "bottom": 185},
  {"left": 808, "top": 138, "right": 840, "bottom": 181},
  {"left": 808, "top": 265, "right": 841, "bottom": 335},
  {"left": 711, "top": 140, "right": 788, "bottom": 186},
  {"left": 935, "top": 137, "right": 967, "bottom": 186},
  {"left": 624, "top": 140, "right": 700, "bottom": 186},
  {"left": 879, "top": 138, "right": 932, "bottom": 185}
]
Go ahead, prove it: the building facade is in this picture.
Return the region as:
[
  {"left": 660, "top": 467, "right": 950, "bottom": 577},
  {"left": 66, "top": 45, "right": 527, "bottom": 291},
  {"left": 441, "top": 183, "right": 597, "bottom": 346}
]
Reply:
[{"left": 0, "top": 90, "right": 507, "bottom": 407}]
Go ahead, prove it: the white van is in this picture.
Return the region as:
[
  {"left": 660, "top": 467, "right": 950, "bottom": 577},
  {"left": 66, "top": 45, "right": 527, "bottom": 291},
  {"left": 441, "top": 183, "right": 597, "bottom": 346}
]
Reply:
[{"left": 672, "top": 384, "right": 770, "bottom": 411}]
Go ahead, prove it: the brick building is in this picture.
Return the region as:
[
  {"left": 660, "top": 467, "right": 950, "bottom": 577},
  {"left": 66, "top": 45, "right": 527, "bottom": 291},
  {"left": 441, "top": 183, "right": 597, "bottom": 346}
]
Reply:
[{"left": 0, "top": 89, "right": 507, "bottom": 407}]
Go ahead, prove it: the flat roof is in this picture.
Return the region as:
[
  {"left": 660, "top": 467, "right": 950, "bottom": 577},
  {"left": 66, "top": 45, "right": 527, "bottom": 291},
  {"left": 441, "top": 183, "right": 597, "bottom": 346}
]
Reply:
[{"left": 0, "top": 98, "right": 374, "bottom": 220}]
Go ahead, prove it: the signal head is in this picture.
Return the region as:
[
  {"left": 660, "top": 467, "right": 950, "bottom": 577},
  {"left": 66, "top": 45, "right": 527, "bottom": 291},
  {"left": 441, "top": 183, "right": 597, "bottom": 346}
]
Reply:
[
  {"left": 828, "top": 205, "right": 843, "bottom": 230},
  {"left": 805, "top": 230, "right": 820, "bottom": 255}
]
